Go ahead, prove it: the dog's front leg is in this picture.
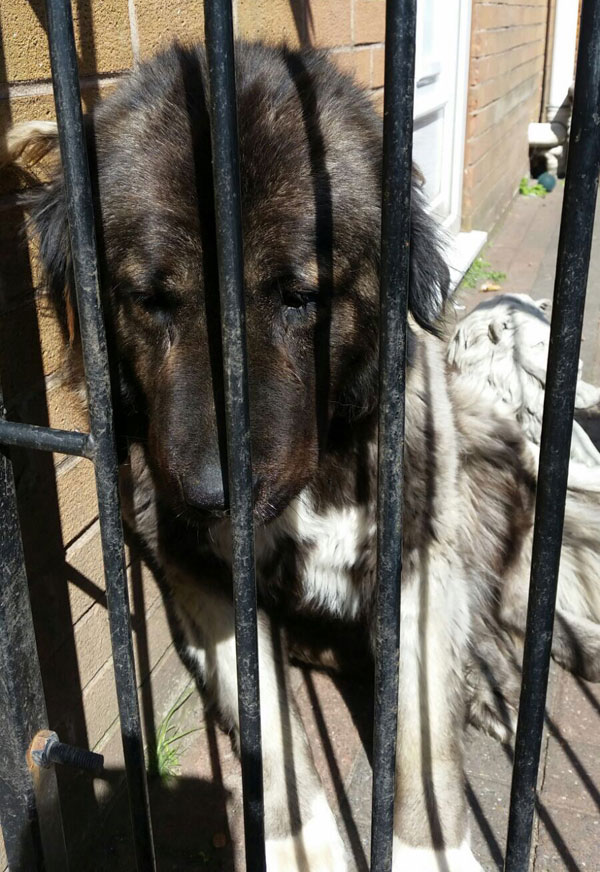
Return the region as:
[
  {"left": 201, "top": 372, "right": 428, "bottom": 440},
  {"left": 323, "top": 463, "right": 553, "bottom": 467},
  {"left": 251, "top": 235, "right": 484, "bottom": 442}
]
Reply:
[
  {"left": 171, "top": 571, "right": 347, "bottom": 872},
  {"left": 390, "top": 553, "right": 484, "bottom": 872}
]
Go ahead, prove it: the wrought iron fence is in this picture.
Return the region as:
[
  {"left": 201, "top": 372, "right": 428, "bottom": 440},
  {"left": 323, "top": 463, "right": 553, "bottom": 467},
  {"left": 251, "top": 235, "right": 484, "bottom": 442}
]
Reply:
[{"left": 0, "top": 0, "right": 599, "bottom": 870}]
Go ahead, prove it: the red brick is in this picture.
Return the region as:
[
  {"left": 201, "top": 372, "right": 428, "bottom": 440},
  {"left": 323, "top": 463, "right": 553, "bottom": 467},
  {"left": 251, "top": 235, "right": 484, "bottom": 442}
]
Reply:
[
  {"left": 0, "top": 298, "right": 70, "bottom": 406},
  {"left": 465, "top": 100, "right": 530, "bottom": 167},
  {"left": 310, "top": 0, "right": 353, "bottom": 47},
  {"left": 473, "top": 3, "right": 547, "bottom": 31},
  {"left": 470, "top": 41, "right": 542, "bottom": 86},
  {"left": 71, "top": 596, "right": 175, "bottom": 750},
  {"left": 55, "top": 522, "right": 107, "bottom": 622},
  {"left": 0, "top": 81, "right": 119, "bottom": 197},
  {"left": 466, "top": 148, "right": 528, "bottom": 232},
  {"left": 472, "top": 22, "right": 546, "bottom": 58},
  {"left": 236, "top": 0, "right": 299, "bottom": 45},
  {"left": 0, "top": 200, "right": 44, "bottom": 312},
  {"left": 371, "top": 45, "right": 385, "bottom": 88},
  {"left": 332, "top": 47, "right": 372, "bottom": 89},
  {"left": 134, "top": 0, "right": 206, "bottom": 58},
  {"left": 14, "top": 453, "right": 98, "bottom": 576},
  {"left": 237, "top": 0, "right": 352, "bottom": 48},
  {"left": 466, "top": 73, "right": 541, "bottom": 140},
  {"left": 5, "top": 380, "right": 88, "bottom": 447},
  {"left": 371, "top": 87, "right": 384, "bottom": 115},
  {"left": 0, "top": 0, "right": 132, "bottom": 84},
  {"left": 468, "top": 55, "right": 544, "bottom": 113},
  {"left": 353, "top": 0, "right": 386, "bottom": 45},
  {"left": 464, "top": 116, "right": 531, "bottom": 191}
]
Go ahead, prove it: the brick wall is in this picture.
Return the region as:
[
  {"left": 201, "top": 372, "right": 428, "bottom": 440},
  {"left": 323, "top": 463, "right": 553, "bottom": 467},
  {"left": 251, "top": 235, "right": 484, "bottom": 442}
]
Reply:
[
  {"left": 462, "top": 0, "right": 550, "bottom": 232},
  {"left": 0, "top": 1, "right": 386, "bottom": 867}
]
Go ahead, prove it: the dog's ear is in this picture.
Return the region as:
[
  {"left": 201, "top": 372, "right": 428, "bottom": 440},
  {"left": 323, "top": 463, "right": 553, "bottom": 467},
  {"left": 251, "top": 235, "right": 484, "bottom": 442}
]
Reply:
[
  {"left": 1, "top": 120, "right": 60, "bottom": 168},
  {"left": 5, "top": 122, "right": 77, "bottom": 346},
  {"left": 409, "top": 181, "right": 451, "bottom": 334}
]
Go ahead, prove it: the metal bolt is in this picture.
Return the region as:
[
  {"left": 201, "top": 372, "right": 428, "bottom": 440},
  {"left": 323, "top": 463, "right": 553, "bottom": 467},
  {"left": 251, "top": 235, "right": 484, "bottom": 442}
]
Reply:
[{"left": 30, "top": 731, "right": 104, "bottom": 775}]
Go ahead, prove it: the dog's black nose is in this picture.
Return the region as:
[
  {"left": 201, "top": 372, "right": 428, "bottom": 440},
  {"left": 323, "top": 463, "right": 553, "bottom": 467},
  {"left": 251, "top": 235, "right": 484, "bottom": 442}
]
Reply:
[
  {"left": 182, "top": 467, "right": 261, "bottom": 515},
  {"left": 182, "top": 466, "right": 227, "bottom": 513}
]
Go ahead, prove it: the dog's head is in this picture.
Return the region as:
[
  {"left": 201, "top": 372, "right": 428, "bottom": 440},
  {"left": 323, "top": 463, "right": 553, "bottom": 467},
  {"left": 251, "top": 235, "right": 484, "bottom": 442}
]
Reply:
[{"left": 10, "top": 42, "right": 449, "bottom": 524}]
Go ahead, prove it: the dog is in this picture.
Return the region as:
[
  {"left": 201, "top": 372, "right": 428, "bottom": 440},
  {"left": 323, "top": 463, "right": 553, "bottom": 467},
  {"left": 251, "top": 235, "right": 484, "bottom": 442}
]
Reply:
[
  {"left": 7, "top": 41, "right": 600, "bottom": 872},
  {"left": 447, "top": 293, "right": 600, "bottom": 471}
]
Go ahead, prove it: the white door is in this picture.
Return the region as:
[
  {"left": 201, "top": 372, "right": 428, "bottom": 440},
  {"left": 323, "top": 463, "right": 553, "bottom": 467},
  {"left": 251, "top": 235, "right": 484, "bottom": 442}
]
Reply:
[{"left": 412, "top": 0, "right": 472, "bottom": 237}]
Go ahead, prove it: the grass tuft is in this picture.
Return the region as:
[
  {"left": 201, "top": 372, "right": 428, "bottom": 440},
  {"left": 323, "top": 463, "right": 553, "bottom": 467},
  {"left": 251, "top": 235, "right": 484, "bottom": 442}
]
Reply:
[
  {"left": 149, "top": 686, "right": 199, "bottom": 780},
  {"left": 461, "top": 257, "right": 506, "bottom": 290}
]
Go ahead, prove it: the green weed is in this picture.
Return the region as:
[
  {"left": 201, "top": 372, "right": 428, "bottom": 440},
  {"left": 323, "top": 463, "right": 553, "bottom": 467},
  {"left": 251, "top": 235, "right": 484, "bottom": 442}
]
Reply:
[
  {"left": 519, "top": 176, "right": 547, "bottom": 198},
  {"left": 461, "top": 257, "right": 506, "bottom": 290},
  {"left": 149, "top": 686, "right": 199, "bottom": 779}
]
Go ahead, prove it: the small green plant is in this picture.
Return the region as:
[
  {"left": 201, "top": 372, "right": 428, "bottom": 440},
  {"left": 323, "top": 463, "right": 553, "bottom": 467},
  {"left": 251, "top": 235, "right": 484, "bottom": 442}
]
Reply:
[
  {"left": 150, "top": 686, "right": 199, "bottom": 779},
  {"left": 519, "top": 176, "right": 547, "bottom": 198},
  {"left": 461, "top": 257, "right": 506, "bottom": 290}
]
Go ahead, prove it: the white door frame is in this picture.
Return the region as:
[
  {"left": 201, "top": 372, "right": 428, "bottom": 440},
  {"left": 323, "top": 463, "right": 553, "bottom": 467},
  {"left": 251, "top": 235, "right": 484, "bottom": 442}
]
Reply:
[
  {"left": 413, "top": 0, "right": 487, "bottom": 287},
  {"left": 412, "top": 0, "right": 473, "bottom": 235},
  {"left": 444, "top": 0, "right": 474, "bottom": 237}
]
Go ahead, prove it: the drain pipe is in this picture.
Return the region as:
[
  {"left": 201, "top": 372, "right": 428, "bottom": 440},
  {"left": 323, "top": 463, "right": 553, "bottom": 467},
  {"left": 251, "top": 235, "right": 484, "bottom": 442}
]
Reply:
[{"left": 529, "top": 0, "right": 579, "bottom": 175}]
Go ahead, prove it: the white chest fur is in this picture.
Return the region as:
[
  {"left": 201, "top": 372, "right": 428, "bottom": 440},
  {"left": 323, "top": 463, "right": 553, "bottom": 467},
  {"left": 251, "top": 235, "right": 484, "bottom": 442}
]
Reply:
[{"left": 272, "top": 489, "right": 376, "bottom": 620}]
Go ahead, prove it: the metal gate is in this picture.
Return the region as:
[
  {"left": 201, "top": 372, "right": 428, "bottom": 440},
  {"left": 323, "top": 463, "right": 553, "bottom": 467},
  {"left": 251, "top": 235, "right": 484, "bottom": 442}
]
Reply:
[{"left": 1, "top": 0, "right": 599, "bottom": 870}]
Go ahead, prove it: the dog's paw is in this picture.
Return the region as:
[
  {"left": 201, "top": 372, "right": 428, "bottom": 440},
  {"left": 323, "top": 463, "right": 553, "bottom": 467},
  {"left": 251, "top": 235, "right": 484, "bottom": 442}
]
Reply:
[
  {"left": 265, "top": 793, "right": 347, "bottom": 871},
  {"left": 392, "top": 838, "right": 485, "bottom": 872}
]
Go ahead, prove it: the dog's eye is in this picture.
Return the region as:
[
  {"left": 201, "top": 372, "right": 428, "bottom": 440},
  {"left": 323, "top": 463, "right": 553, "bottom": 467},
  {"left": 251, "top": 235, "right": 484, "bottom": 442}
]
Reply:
[
  {"left": 127, "top": 289, "right": 178, "bottom": 323},
  {"left": 281, "top": 288, "right": 320, "bottom": 310},
  {"left": 273, "top": 277, "right": 319, "bottom": 310},
  {"left": 280, "top": 289, "right": 320, "bottom": 327}
]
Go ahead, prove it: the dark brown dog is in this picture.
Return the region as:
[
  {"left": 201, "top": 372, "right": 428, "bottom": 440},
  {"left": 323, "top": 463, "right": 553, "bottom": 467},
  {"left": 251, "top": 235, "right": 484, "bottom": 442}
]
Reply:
[{"left": 8, "top": 41, "right": 600, "bottom": 871}]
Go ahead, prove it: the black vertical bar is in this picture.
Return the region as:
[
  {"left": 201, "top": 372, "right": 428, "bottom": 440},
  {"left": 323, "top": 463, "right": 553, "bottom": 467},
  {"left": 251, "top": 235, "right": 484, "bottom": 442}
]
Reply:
[
  {"left": 203, "top": 2, "right": 266, "bottom": 870},
  {"left": 504, "top": 1, "right": 600, "bottom": 869},
  {"left": 371, "top": 1, "right": 417, "bottom": 871},
  {"left": 44, "top": 2, "right": 156, "bottom": 870},
  {"left": 0, "top": 396, "right": 69, "bottom": 872}
]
